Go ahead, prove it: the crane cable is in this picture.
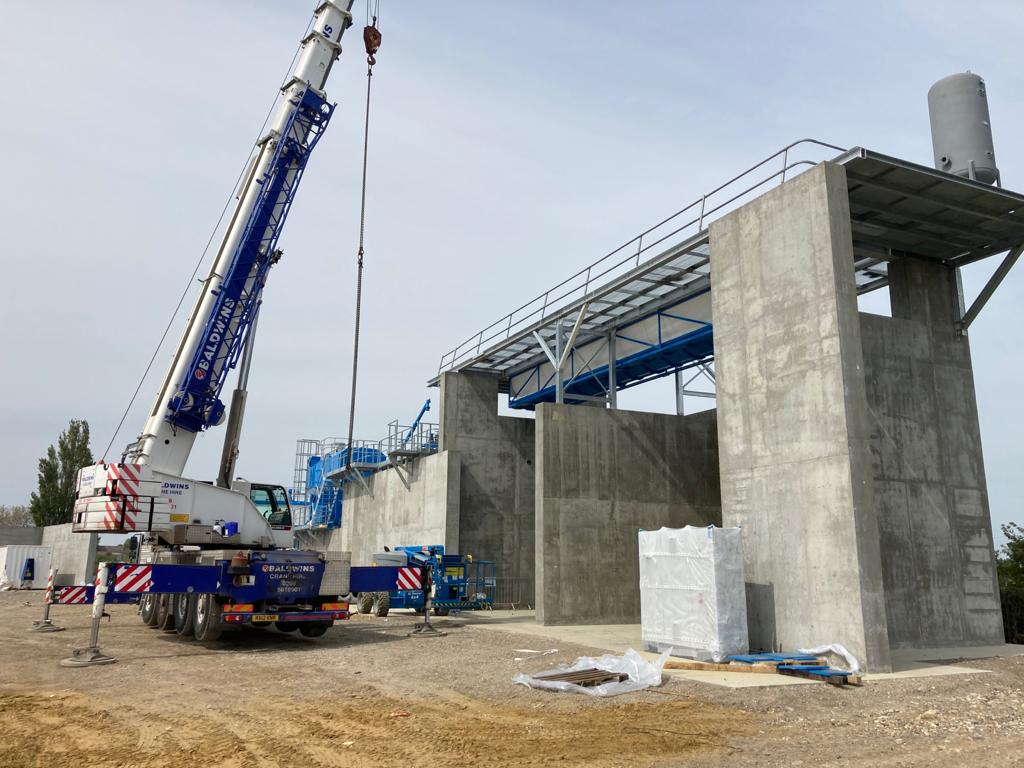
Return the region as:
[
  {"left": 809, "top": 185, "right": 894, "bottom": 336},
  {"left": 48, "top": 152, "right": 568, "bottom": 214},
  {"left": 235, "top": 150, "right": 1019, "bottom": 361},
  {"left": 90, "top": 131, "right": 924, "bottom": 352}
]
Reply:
[{"left": 345, "top": 8, "right": 381, "bottom": 468}]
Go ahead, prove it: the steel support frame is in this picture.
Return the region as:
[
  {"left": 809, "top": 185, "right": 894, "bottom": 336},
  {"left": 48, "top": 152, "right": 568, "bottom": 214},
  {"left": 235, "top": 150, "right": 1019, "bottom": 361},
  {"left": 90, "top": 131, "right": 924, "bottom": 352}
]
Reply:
[
  {"left": 674, "top": 361, "right": 716, "bottom": 415},
  {"left": 958, "top": 243, "right": 1024, "bottom": 334}
]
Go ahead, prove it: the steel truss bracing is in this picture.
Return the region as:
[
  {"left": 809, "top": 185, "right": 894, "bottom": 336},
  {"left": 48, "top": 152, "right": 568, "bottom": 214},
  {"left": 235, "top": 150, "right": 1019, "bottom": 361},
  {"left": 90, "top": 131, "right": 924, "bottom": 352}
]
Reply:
[{"left": 432, "top": 140, "right": 1024, "bottom": 409}]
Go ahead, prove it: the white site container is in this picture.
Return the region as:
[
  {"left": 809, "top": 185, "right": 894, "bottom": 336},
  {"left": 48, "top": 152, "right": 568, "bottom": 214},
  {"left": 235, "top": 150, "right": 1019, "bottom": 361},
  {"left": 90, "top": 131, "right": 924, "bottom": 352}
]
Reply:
[
  {"left": 0, "top": 545, "right": 53, "bottom": 589},
  {"left": 638, "top": 526, "right": 748, "bottom": 662}
]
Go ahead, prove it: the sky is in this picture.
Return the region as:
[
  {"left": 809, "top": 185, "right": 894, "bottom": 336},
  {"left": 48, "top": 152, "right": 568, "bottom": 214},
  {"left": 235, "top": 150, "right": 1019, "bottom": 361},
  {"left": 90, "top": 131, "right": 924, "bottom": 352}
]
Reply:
[{"left": 1, "top": 1, "right": 1022, "bottom": 543}]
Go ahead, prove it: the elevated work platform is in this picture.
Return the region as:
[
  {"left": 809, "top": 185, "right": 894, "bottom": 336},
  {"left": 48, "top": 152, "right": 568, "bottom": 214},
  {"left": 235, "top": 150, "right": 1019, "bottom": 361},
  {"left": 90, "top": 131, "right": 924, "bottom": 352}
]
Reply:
[{"left": 430, "top": 140, "right": 1024, "bottom": 408}]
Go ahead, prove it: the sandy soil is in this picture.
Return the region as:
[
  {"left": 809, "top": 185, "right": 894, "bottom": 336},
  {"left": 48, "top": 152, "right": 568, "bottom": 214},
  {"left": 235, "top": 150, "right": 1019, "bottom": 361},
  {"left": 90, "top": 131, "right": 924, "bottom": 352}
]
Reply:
[{"left": 1, "top": 592, "right": 1022, "bottom": 767}]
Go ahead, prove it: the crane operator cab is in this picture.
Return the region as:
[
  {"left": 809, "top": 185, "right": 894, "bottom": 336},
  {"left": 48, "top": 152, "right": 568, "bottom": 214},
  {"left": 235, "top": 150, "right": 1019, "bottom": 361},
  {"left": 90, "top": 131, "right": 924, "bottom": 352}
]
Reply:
[{"left": 231, "top": 479, "right": 293, "bottom": 545}]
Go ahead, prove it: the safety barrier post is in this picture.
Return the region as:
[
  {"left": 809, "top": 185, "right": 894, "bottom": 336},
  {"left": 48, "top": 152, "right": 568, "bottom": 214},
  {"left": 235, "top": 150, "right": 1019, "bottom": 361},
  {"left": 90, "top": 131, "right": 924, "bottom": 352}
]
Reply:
[
  {"left": 409, "top": 564, "right": 444, "bottom": 638},
  {"left": 30, "top": 568, "right": 65, "bottom": 633},
  {"left": 61, "top": 563, "right": 116, "bottom": 667}
]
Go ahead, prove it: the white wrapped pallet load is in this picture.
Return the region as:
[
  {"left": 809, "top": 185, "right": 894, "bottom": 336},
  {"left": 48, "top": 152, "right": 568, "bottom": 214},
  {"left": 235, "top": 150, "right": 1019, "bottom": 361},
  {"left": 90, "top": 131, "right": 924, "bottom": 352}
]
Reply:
[{"left": 638, "top": 525, "right": 748, "bottom": 662}]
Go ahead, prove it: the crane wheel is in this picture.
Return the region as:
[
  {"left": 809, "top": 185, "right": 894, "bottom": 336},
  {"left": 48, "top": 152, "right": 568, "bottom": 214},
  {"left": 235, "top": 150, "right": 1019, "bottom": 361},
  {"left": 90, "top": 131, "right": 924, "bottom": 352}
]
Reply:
[
  {"left": 358, "top": 593, "right": 374, "bottom": 614},
  {"left": 374, "top": 592, "right": 390, "bottom": 618},
  {"left": 140, "top": 593, "right": 158, "bottom": 626},
  {"left": 192, "top": 593, "right": 223, "bottom": 642},
  {"left": 432, "top": 606, "right": 450, "bottom": 617},
  {"left": 275, "top": 621, "right": 300, "bottom": 632},
  {"left": 174, "top": 593, "right": 196, "bottom": 638},
  {"left": 155, "top": 594, "right": 176, "bottom": 631},
  {"left": 299, "top": 622, "right": 330, "bottom": 638}
]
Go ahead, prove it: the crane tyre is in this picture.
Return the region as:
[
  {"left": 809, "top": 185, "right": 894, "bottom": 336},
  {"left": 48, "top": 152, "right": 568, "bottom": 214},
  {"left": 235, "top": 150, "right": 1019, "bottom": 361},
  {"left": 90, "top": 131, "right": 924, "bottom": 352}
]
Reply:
[
  {"left": 374, "top": 592, "right": 390, "bottom": 618},
  {"left": 299, "top": 622, "right": 330, "bottom": 638},
  {"left": 155, "top": 594, "right": 176, "bottom": 631},
  {"left": 275, "top": 621, "right": 300, "bottom": 632},
  {"left": 192, "top": 593, "right": 223, "bottom": 642},
  {"left": 174, "top": 593, "right": 196, "bottom": 638},
  {"left": 432, "top": 606, "right": 450, "bottom": 617},
  {"left": 358, "top": 593, "right": 374, "bottom": 614},
  {"left": 140, "top": 593, "right": 158, "bottom": 626}
]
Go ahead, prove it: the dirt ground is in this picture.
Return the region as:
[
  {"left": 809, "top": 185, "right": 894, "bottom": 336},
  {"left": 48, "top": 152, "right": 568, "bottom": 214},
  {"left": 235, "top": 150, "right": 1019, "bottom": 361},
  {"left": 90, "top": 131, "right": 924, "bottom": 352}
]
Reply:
[{"left": 1, "top": 592, "right": 1022, "bottom": 767}]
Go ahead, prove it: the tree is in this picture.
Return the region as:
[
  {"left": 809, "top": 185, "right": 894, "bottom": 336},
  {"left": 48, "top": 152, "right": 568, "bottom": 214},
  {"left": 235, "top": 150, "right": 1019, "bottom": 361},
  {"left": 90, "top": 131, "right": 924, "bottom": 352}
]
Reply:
[
  {"left": 29, "top": 419, "right": 94, "bottom": 527},
  {"left": 997, "top": 523, "right": 1024, "bottom": 644},
  {"left": 0, "top": 505, "right": 33, "bottom": 527}
]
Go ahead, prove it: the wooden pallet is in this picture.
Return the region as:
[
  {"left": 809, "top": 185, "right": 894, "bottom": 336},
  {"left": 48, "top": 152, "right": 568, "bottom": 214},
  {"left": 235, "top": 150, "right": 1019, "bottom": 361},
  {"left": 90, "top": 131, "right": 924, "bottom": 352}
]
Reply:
[
  {"left": 533, "top": 668, "right": 630, "bottom": 687},
  {"left": 663, "top": 654, "right": 862, "bottom": 686}
]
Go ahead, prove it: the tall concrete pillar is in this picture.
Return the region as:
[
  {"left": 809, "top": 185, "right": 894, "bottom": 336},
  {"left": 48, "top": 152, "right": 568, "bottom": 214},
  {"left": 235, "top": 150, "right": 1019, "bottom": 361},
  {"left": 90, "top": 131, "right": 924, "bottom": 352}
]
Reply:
[
  {"left": 439, "top": 371, "right": 536, "bottom": 605},
  {"left": 709, "top": 162, "right": 892, "bottom": 671}
]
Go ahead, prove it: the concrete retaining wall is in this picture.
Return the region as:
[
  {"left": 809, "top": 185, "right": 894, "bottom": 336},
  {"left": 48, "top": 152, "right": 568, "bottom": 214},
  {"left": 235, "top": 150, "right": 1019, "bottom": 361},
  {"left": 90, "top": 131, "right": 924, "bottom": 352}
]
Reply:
[
  {"left": 862, "top": 258, "right": 1004, "bottom": 647},
  {"left": 329, "top": 451, "right": 459, "bottom": 566},
  {"left": 535, "top": 404, "right": 721, "bottom": 625}
]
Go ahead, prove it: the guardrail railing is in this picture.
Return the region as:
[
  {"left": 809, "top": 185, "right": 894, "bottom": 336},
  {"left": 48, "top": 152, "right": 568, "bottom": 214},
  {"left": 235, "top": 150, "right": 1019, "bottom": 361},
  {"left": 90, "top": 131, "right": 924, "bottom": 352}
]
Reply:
[{"left": 436, "top": 139, "right": 847, "bottom": 376}]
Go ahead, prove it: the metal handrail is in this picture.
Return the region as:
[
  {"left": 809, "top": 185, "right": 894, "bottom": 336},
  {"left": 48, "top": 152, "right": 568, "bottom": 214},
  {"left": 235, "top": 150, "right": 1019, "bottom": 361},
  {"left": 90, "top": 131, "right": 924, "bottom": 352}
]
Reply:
[{"left": 436, "top": 139, "right": 847, "bottom": 375}]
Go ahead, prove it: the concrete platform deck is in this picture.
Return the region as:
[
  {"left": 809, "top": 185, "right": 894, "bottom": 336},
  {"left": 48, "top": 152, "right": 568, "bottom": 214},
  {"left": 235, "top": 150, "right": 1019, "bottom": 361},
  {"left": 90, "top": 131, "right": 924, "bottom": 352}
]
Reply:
[{"left": 461, "top": 609, "right": 1024, "bottom": 688}]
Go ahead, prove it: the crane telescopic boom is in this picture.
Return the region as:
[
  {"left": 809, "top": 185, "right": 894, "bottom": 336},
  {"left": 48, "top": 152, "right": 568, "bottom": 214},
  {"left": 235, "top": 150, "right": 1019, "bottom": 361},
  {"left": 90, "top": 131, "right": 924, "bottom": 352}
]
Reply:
[{"left": 126, "top": 1, "right": 355, "bottom": 476}]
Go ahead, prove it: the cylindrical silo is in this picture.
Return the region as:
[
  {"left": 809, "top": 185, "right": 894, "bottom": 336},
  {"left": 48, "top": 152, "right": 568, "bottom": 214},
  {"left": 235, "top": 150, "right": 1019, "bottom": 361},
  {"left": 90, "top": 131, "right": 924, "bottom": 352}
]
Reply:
[{"left": 927, "top": 72, "right": 1000, "bottom": 184}]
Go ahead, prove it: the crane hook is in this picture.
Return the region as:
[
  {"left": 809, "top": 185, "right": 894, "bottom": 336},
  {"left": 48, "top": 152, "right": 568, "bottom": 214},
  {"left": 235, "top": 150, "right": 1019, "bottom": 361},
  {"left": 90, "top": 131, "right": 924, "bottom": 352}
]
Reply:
[{"left": 363, "top": 16, "right": 381, "bottom": 66}]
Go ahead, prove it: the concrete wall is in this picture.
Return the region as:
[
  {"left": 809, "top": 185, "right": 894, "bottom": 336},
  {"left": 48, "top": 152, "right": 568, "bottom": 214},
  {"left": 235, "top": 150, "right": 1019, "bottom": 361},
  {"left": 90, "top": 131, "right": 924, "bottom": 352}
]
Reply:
[
  {"left": 535, "top": 404, "right": 721, "bottom": 625},
  {"left": 862, "top": 258, "right": 1004, "bottom": 647},
  {"left": 0, "top": 527, "right": 43, "bottom": 546},
  {"left": 440, "top": 371, "right": 536, "bottom": 605},
  {"left": 0, "top": 525, "right": 96, "bottom": 584},
  {"left": 40, "top": 525, "right": 97, "bottom": 585},
  {"left": 328, "top": 451, "right": 459, "bottom": 566},
  {"left": 709, "top": 162, "right": 892, "bottom": 671}
]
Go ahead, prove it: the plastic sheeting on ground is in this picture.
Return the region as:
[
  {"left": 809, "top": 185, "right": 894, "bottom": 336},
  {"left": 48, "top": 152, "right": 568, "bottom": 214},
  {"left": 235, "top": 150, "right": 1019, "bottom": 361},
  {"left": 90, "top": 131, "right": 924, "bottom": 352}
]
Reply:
[
  {"left": 512, "top": 648, "right": 671, "bottom": 697},
  {"left": 639, "top": 526, "right": 749, "bottom": 662},
  {"left": 797, "top": 643, "right": 862, "bottom": 675}
]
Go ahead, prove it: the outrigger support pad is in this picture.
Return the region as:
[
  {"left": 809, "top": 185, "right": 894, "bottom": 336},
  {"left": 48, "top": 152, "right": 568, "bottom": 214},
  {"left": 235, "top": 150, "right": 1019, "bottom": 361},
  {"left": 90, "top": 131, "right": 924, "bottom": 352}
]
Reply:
[
  {"left": 30, "top": 618, "right": 65, "bottom": 633},
  {"left": 408, "top": 566, "right": 445, "bottom": 638},
  {"left": 60, "top": 646, "right": 117, "bottom": 667},
  {"left": 61, "top": 563, "right": 117, "bottom": 667}
]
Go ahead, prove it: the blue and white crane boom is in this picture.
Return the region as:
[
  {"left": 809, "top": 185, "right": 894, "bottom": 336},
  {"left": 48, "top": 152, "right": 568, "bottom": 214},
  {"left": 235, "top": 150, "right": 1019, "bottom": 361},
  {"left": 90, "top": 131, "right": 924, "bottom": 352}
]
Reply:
[
  {"left": 73, "top": 1, "right": 359, "bottom": 549},
  {"left": 130, "top": 1, "right": 354, "bottom": 474}
]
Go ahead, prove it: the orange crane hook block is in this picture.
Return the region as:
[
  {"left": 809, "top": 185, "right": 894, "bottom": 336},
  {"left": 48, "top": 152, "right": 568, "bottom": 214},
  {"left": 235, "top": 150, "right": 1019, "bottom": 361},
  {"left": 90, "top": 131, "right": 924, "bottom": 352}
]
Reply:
[{"left": 364, "top": 17, "right": 381, "bottom": 65}]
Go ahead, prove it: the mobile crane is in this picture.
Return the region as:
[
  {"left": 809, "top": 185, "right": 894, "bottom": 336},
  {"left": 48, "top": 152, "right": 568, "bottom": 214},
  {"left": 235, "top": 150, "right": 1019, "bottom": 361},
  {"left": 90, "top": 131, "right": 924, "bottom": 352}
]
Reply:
[{"left": 65, "top": 1, "right": 408, "bottom": 648}]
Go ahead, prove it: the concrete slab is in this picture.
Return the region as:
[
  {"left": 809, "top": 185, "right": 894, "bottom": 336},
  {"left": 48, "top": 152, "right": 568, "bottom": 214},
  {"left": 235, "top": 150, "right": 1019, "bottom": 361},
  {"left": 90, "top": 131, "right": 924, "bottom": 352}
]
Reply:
[{"left": 462, "top": 610, "right": 1024, "bottom": 688}]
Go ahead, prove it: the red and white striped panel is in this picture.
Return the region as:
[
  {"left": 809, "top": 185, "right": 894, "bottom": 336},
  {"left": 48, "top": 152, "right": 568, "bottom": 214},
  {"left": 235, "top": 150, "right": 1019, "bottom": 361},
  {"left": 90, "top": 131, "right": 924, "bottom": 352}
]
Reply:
[
  {"left": 114, "top": 565, "right": 153, "bottom": 593},
  {"left": 54, "top": 586, "right": 89, "bottom": 605},
  {"left": 396, "top": 566, "right": 423, "bottom": 591},
  {"left": 104, "top": 497, "right": 140, "bottom": 531},
  {"left": 105, "top": 463, "right": 143, "bottom": 497}
]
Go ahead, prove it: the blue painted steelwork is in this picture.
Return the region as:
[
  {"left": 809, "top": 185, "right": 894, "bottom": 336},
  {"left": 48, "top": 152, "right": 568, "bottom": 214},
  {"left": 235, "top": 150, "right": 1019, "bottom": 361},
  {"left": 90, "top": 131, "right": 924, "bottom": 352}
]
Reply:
[
  {"left": 302, "top": 443, "right": 386, "bottom": 528},
  {"left": 402, "top": 399, "right": 431, "bottom": 445},
  {"left": 168, "top": 89, "right": 335, "bottom": 432},
  {"left": 509, "top": 307, "right": 714, "bottom": 410}
]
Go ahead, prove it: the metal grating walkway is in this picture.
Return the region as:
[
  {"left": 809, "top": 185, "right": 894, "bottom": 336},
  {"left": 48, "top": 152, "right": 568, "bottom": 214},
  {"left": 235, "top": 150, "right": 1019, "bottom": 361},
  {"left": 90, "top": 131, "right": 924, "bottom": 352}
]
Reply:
[{"left": 430, "top": 140, "right": 1024, "bottom": 408}]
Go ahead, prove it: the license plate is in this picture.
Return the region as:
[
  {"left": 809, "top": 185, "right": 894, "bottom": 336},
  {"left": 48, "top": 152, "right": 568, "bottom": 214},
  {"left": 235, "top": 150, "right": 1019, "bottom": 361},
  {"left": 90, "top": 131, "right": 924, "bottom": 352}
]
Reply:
[{"left": 249, "top": 614, "right": 277, "bottom": 622}]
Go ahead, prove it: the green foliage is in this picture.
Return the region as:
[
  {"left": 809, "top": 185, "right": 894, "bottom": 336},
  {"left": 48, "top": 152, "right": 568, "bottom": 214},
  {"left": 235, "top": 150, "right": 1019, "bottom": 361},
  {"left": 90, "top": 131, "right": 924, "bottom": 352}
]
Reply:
[
  {"left": 997, "top": 523, "right": 1024, "bottom": 644},
  {"left": 0, "top": 505, "right": 33, "bottom": 526},
  {"left": 29, "top": 419, "right": 94, "bottom": 527}
]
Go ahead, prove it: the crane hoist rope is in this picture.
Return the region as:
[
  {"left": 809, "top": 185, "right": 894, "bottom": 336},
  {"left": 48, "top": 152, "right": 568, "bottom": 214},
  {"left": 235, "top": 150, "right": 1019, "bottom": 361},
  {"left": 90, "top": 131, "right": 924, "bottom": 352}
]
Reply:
[{"left": 344, "top": 10, "right": 380, "bottom": 469}]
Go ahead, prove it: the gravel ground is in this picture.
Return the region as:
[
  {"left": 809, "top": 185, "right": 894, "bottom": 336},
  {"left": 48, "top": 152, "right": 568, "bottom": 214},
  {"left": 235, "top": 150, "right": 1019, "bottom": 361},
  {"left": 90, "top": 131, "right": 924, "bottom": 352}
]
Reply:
[{"left": 1, "top": 592, "right": 1022, "bottom": 767}]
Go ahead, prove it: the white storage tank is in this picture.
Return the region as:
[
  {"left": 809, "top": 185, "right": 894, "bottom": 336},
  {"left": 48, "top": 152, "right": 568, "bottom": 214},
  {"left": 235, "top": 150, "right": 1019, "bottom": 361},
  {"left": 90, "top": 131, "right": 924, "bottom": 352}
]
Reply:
[
  {"left": 928, "top": 72, "right": 1000, "bottom": 184},
  {"left": 0, "top": 545, "right": 53, "bottom": 589}
]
